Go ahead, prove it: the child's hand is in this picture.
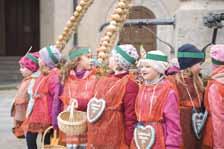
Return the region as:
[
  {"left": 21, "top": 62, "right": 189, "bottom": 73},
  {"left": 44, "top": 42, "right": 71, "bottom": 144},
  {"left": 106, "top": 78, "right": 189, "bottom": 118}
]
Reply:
[{"left": 70, "top": 98, "right": 78, "bottom": 109}]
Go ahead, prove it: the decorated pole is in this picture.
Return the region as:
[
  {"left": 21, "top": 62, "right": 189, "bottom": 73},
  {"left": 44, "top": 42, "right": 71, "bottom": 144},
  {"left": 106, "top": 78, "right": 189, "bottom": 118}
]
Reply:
[
  {"left": 96, "top": 0, "right": 132, "bottom": 64},
  {"left": 55, "top": 0, "right": 94, "bottom": 52}
]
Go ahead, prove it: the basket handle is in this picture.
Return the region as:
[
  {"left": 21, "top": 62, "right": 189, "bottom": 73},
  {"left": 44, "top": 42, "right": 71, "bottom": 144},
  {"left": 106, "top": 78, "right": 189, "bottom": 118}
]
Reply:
[
  {"left": 69, "top": 99, "right": 78, "bottom": 122},
  {"left": 41, "top": 126, "right": 53, "bottom": 148}
]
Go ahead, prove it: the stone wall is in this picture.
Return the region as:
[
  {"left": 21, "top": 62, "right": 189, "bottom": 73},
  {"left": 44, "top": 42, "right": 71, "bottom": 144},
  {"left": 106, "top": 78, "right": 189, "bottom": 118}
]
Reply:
[
  {"left": 77, "top": 0, "right": 180, "bottom": 56},
  {"left": 174, "top": 0, "right": 224, "bottom": 76},
  {"left": 40, "top": 0, "right": 54, "bottom": 47},
  {"left": 40, "top": 0, "right": 224, "bottom": 59},
  {"left": 175, "top": 0, "right": 224, "bottom": 51}
]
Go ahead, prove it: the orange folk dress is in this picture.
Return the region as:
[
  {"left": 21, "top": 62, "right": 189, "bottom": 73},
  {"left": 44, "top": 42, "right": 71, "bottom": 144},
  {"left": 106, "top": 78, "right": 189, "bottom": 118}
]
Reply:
[
  {"left": 176, "top": 77, "right": 203, "bottom": 149},
  {"left": 11, "top": 76, "right": 32, "bottom": 137},
  {"left": 87, "top": 73, "right": 138, "bottom": 149},
  {"left": 131, "top": 79, "right": 182, "bottom": 149},
  {"left": 60, "top": 70, "right": 97, "bottom": 145}
]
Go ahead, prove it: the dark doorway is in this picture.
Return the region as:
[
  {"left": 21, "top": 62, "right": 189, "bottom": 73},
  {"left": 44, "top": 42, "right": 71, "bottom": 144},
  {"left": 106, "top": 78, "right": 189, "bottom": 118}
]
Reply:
[{"left": 4, "top": 0, "right": 40, "bottom": 56}]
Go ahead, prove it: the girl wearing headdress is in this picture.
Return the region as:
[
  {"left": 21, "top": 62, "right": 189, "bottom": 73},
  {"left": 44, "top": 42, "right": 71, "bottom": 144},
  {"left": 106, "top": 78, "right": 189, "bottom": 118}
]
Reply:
[
  {"left": 174, "top": 44, "right": 205, "bottom": 149},
  {"left": 60, "top": 47, "right": 97, "bottom": 149},
  {"left": 87, "top": 44, "right": 139, "bottom": 149},
  {"left": 11, "top": 52, "right": 39, "bottom": 138},
  {"left": 22, "top": 45, "right": 62, "bottom": 149},
  {"left": 131, "top": 50, "right": 182, "bottom": 149},
  {"left": 202, "top": 44, "right": 224, "bottom": 149}
]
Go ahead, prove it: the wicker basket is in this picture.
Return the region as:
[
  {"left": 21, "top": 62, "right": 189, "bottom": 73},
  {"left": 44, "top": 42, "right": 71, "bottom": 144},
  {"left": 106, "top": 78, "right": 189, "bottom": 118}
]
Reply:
[
  {"left": 57, "top": 100, "right": 87, "bottom": 136},
  {"left": 41, "top": 126, "right": 66, "bottom": 149}
]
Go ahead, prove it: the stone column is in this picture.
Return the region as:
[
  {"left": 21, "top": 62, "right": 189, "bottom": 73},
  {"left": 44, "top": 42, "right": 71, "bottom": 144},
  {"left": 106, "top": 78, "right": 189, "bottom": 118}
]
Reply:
[
  {"left": 40, "top": 0, "right": 74, "bottom": 55},
  {"left": 54, "top": 0, "right": 74, "bottom": 55},
  {"left": 40, "top": 0, "right": 54, "bottom": 48}
]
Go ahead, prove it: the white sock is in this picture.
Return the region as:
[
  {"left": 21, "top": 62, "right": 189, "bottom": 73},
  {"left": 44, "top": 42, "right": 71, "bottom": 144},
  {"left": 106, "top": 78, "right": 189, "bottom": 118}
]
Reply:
[{"left": 66, "top": 144, "right": 73, "bottom": 149}]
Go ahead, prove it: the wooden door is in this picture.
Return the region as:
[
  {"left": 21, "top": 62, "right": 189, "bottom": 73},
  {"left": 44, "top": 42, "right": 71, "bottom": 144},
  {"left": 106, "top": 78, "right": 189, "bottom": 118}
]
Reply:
[
  {"left": 0, "top": 0, "right": 6, "bottom": 56},
  {"left": 119, "top": 6, "right": 156, "bottom": 52},
  {"left": 5, "top": 0, "right": 40, "bottom": 56}
]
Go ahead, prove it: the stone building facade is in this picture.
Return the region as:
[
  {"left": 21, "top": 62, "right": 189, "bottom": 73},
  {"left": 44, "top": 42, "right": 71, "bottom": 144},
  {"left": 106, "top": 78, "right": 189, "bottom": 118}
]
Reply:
[
  {"left": 0, "top": 0, "right": 223, "bottom": 57},
  {"left": 0, "top": 0, "right": 223, "bottom": 82},
  {"left": 78, "top": 0, "right": 224, "bottom": 57}
]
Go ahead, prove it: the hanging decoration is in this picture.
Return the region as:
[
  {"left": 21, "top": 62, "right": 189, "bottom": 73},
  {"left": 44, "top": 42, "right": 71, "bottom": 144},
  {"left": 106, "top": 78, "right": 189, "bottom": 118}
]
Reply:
[
  {"left": 55, "top": 0, "right": 94, "bottom": 51},
  {"left": 96, "top": 0, "right": 132, "bottom": 64}
]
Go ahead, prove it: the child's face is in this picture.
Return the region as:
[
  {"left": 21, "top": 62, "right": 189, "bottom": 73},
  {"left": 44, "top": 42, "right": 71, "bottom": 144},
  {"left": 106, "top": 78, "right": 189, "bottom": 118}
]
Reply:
[
  {"left": 140, "top": 61, "right": 160, "bottom": 81},
  {"left": 190, "top": 63, "right": 201, "bottom": 75},
  {"left": 19, "top": 64, "right": 32, "bottom": 77},
  {"left": 77, "top": 54, "right": 92, "bottom": 70}
]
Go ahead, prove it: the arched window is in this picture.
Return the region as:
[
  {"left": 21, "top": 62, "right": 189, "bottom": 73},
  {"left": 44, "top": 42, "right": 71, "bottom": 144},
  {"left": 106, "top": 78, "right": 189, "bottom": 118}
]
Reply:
[{"left": 119, "top": 6, "right": 157, "bottom": 52}]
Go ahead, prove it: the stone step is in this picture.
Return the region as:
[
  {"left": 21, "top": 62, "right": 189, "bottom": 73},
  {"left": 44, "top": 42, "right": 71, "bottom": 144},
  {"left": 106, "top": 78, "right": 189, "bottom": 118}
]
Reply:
[
  {"left": 0, "top": 73, "right": 20, "bottom": 81},
  {"left": 0, "top": 56, "right": 20, "bottom": 60},
  {"left": 0, "top": 61, "right": 20, "bottom": 65},
  {"left": 0, "top": 72, "right": 21, "bottom": 76},
  {"left": 0, "top": 57, "right": 22, "bottom": 84},
  {"left": 0, "top": 76, "right": 22, "bottom": 82},
  {"left": 0, "top": 57, "right": 20, "bottom": 62},
  {"left": 1, "top": 70, "right": 21, "bottom": 74},
  {"left": 0, "top": 65, "right": 20, "bottom": 71}
]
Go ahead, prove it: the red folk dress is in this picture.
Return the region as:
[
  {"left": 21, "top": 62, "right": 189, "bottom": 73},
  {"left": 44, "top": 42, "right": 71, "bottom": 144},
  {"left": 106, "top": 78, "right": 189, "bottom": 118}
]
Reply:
[
  {"left": 202, "top": 66, "right": 224, "bottom": 149},
  {"left": 22, "top": 69, "right": 61, "bottom": 133}
]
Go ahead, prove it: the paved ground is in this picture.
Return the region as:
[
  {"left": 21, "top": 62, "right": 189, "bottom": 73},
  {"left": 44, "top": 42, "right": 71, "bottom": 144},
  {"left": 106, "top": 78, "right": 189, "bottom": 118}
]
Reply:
[{"left": 0, "top": 89, "right": 26, "bottom": 149}]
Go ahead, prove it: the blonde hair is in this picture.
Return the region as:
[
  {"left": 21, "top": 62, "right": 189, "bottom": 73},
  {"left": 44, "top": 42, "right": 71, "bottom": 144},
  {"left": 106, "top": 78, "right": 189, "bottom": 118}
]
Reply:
[
  {"left": 61, "top": 46, "right": 92, "bottom": 83},
  {"left": 175, "top": 68, "right": 204, "bottom": 96},
  {"left": 60, "top": 56, "right": 81, "bottom": 84},
  {"left": 39, "top": 65, "right": 50, "bottom": 76}
]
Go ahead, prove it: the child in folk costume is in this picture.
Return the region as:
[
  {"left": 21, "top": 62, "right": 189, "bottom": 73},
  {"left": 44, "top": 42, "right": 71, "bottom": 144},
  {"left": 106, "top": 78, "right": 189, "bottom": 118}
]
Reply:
[
  {"left": 174, "top": 44, "right": 205, "bottom": 149},
  {"left": 87, "top": 44, "right": 139, "bottom": 149},
  {"left": 22, "top": 45, "right": 62, "bottom": 149},
  {"left": 202, "top": 44, "right": 224, "bottom": 149},
  {"left": 131, "top": 50, "right": 182, "bottom": 149},
  {"left": 11, "top": 52, "right": 39, "bottom": 138},
  {"left": 60, "top": 48, "right": 97, "bottom": 149}
]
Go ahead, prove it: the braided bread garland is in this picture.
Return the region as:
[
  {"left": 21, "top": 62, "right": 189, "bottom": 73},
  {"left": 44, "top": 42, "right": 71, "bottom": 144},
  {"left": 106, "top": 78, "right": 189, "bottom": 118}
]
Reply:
[
  {"left": 55, "top": 0, "right": 94, "bottom": 51},
  {"left": 96, "top": 0, "right": 132, "bottom": 64}
]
